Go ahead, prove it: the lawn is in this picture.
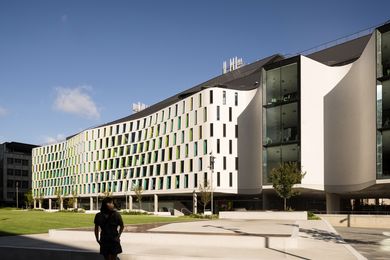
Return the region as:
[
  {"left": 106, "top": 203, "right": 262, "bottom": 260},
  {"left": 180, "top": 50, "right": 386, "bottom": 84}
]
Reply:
[{"left": 0, "top": 208, "right": 194, "bottom": 236}]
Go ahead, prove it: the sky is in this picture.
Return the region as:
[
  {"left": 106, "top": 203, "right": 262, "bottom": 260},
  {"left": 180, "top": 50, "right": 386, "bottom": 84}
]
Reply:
[{"left": 0, "top": 0, "right": 389, "bottom": 145}]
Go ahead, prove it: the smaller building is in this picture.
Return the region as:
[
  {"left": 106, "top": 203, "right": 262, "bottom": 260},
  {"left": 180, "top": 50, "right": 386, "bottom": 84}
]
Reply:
[{"left": 0, "top": 142, "right": 39, "bottom": 207}]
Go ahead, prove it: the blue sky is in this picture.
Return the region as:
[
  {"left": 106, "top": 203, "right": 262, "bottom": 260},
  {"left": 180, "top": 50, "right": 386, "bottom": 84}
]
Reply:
[{"left": 0, "top": 0, "right": 389, "bottom": 145}]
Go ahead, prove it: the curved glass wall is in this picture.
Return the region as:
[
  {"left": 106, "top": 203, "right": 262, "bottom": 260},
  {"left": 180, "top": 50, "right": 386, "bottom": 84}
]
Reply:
[{"left": 377, "top": 27, "right": 390, "bottom": 179}]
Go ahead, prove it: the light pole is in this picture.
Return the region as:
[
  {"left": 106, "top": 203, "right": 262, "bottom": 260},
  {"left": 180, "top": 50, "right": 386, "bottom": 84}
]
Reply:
[
  {"left": 16, "top": 181, "right": 19, "bottom": 209},
  {"left": 209, "top": 152, "right": 215, "bottom": 214}
]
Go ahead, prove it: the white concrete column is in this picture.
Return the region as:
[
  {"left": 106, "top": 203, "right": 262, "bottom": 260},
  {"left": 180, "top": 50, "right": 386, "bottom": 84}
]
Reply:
[
  {"left": 193, "top": 191, "right": 197, "bottom": 214},
  {"left": 154, "top": 194, "right": 159, "bottom": 212},
  {"left": 129, "top": 195, "right": 133, "bottom": 210},
  {"left": 60, "top": 197, "right": 64, "bottom": 210},
  {"left": 74, "top": 198, "right": 78, "bottom": 209},
  {"left": 33, "top": 199, "right": 37, "bottom": 209},
  {"left": 49, "top": 198, "right": 52, "bottom": 210},
  {"left": 90, "top": 197, "right": 94, "bottom": 211},
  {"left": 326, "top": 192, "right": 340, "bottom": 214},
  {"left": 39, "top": 199, "right": 42, "bottom": 209}
]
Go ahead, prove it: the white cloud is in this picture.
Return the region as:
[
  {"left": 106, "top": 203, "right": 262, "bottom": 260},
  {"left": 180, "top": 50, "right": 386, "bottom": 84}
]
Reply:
[
  {"left": 0, "top": 106, "right": 7, "bottom": 117},
  {"left": 43, "top": 134, "right": 66, "bottom": 145},
  {"left": 54, "top": 86, "right": 100, "bottom": 119}
]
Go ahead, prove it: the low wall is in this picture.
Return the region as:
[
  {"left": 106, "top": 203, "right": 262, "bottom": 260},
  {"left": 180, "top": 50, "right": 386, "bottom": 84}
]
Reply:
[
  {"left": 219, "top": 211, "right": 307, "bottom": 220},
  {"left": 318, "top": 214, "right": 390, "bottom": 228}
]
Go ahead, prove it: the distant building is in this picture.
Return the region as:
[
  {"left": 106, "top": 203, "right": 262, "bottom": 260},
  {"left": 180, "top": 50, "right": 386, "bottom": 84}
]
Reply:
[{"left": 0, "top": 142, "right": 39, "bottom": 207}]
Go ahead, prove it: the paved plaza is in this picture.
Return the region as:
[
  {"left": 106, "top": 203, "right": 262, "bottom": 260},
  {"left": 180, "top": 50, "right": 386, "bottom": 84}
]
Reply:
[{"left": 0, "top": 218, "right": 368, "bottom": 259}]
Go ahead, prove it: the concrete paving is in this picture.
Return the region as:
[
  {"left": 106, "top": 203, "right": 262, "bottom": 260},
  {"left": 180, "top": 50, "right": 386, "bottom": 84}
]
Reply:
[
  {"left": 0, "top": 219, "right": 366, "bottom": 260},
  {"left": 335, "top": 226, "right": 390, "bottom": 260}
]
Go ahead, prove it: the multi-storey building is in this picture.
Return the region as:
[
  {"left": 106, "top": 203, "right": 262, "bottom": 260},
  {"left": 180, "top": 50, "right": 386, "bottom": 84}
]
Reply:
[
  {"left": 0, "top": 142, "right": 38, "bottom": 206},
  {"left": 32, "top": 22, "right": 390, "bottom": 213}
]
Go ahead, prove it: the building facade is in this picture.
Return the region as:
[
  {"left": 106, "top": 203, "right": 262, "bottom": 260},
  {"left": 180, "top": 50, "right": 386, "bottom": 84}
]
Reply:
[
  {"left": 32, "top": 23, "right": 390, "bottom": 213},
  {"left": 0, "top": 142, "right": 38, "bottom": 207}
]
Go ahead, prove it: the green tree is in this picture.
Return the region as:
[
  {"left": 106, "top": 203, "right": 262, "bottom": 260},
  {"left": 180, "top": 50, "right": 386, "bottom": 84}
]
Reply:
[
  {"left": 24, "top": 190, "right": 34, "bottom": 209},
  {"left": 198, "top": 180, "right": 212, "bottom": 213},
  {"left": 132, "top": 184, "right": 143, "bottom": 210},
  {"left": 269, "top": 162, "right": 306, "bottom": 211}
]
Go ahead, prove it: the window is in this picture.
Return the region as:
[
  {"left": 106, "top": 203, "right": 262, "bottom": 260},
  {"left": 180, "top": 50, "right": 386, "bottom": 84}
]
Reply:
[
  {"left": 198, "top": 158, "right": 202, "bottom": 171},
  {"left": 223, "top": 157, "right": 226, "bottom": 170},
  {"left": 210, "top": 123, "right": 214, "bottom": 137},
  {"left": 223, "top": 124, "right": 226, "bottom": 137},
  {"left": 184, "top": 175, "right": 189, "bottom": 188},
  {"left": 210, "top": 90, "right": 213, "bottom": 104},
  {"left": 199, "top": 126, "right": 203, "bottom": 139},
  {"left": 203, "top": 140, "right": 207, "bottom": 155},
  {"left": 229, "top": 140, "right": 232, "bottom": 154},
  {"left": 223, "top": 91, "right": 226, "bottom": 105},
  {"left": 194, "top": 173, "right": 198, "bottom": 188},
  {"left": 217, "top": 106, "right": 220, "bottom": 120},
  {"left": 217, "top": 172, "right": 220, "bottom": 187},
  {"left": 203, "top": 107, "right": 207, "bottom": 122},
  {"left": 229, "top": 172, "right": 233, "bottom": 187},
  {"left": 194, "top": 142, "right": 198, "bottom": 156},
  {"left": 217, "top": 139, "right": 220, "bottom": 154},
  {"left": 235, "top": 125, "right": 238, "bottom": 138},
  {"left": 204, "top": 172, "right": 208, "bottom": 186},
  {"left": 229, "top": 107, "right": 232, "bottom": 122},
  {"left": 199, "top": 93, "right": 202, "bottom": 108},
  {"left": 235, "top": 157, "right": 238, "bottom": 170},
  {"left": 235, "top": 92, "right": 238, "bottom": 106},
  {"left": 195, "top": 110, "right": 198, "bottom": 125}
]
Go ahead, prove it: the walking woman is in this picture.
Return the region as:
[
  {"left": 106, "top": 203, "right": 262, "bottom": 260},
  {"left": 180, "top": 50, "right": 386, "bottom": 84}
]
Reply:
[{"left": 94, "top": 197, "right": 124, "bottom": 260}]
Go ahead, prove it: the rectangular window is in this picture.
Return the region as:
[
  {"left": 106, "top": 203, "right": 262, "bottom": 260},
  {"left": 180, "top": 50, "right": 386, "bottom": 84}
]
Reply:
[
  {"left": 203, "top": 140, "right": 207, "bottom": 155},
  {"left": 235, "top": 92, "right": 238, "bottom": 106},
  {"left": 194, "top": 173, "right": 198, "bottom": 188},
  {"left": 235, "top": 157, "right": 238, "bottom": 170},
  {"left": 223, "top": 124, "right": 226, "bottom": 137},
  {"left": 229, "top": 140, "right": 232, "bottom": 154},
  {"left": 178, "top": 116, "right": 181, "bottom": 130},
  {"left": 199, "top": 126, "right": 203, "bottom": 139},
  {"left": 172, "top": 161, "right": 176, "bottom": 174},
  {"left": 203, "top": 107, "right": 207, "bottom": 122},
  {"left": 210, "top": 90, "right": 213, "bottom": 104},
  {"left": 217, "top": 172, "right": 220, "bottom": 187},
  {"left": 217, "top": 106, "right": 220, "bottom": 120},
  {"left": 198, "top": 158, "right": 202, "bottom": 171},
  {"left": 175, "top": 104, "right": 178, "bottom": 116},
  {"left": 194, "top": 142, "right": 198, "bottom": 156},
  {"left": 189, "top": 128, "right": 193, "bottom": 141},
  {"left": 195, "top": 110, "right": 198, "bottom": 125},
  {"left": 223, "top": 156, "right": 226, "bottom": 170},
  {"left": 199, "top": 93, "right": 202, "bottom": 107},
  {"left": 180, "top": 160, "right": 184, "bottom": 173},
  {"left": 217, "top": 139, "right": 220, "bottom": 154},
  {"left": 182, "top": 101, "right": 185, "bottom": 114},
  {"left": 167, "top": 176, "right": 171, "bottom": 189},
  {"left": 223, "top": 91, "right": 226, "bottom": 105},
  {"left": 229, "top": 107, "right": 232, "bottom": 122},
  {"left": 184, "top": 175, "right": 189, "bottom": 188},
  {"left": 235, "top": 125, "right": 238, "bottom": 138},
  {"left": 186, "top": 114, "right": 189, "bottom": 128},
  {"left": 210, "top": 123, "right": 214, "bottom": 137},
  {"left": 190, "top": 97, "right": 193, "bottom": 111},
  {"left": 204, "top": 172, "right": 208, "bottom": 186},
  {"left": 229, "top": 172, "right": 233, "bottom": 187}
]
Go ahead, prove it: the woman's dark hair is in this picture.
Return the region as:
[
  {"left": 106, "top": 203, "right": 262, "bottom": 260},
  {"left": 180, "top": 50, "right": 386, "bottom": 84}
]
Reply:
[{"left": 100, "top": 197, "right": 114, "bottom": 213}]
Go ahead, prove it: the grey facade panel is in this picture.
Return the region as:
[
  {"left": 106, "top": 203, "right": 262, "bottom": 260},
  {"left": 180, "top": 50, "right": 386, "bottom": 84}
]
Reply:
[{"left": 324, "top": 34, "right": 376, "bottom": 193}]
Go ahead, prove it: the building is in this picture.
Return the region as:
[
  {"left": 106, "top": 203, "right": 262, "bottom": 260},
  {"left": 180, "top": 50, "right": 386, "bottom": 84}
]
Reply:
[
  {"left": 32, "top": 22, "right": 390, "bottom": 213},
  {"left": 0, "top": 142, "right": 39, "bottom": 207}
]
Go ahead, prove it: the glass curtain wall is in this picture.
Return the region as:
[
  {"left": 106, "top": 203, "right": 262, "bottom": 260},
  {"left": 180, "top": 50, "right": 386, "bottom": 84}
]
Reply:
[
  {"left": 377, "top": 27, "right": 390, "bottom": 179},
  {"left": 262, "top": 62, "right": 300, "bottom": 184}
]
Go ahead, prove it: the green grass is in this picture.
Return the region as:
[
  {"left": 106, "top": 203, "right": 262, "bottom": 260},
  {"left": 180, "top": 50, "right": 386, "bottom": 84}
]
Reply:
[{"left": 0, "top": 208, "right": 195, "bottom": 236}]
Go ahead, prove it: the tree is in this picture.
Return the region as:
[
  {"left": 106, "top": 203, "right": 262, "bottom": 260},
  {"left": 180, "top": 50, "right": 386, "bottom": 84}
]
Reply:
[
  {"left": 24, "top": 190, "right": 34, "bottom": 209},
  {"left": 198, "top": 180, "right": 212, "bottom": 213},
  {"left": 132, "top": 184, "right": 144, "bottom": 210},
  {"left": 55, "top": 188, "right": 62, "bottom": 209},
  {"left": 269, "top": 162, "right": 306, "bottom": 211},
  {"left": 67, "top": 190, "right": 78, "bottom": 209}
]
